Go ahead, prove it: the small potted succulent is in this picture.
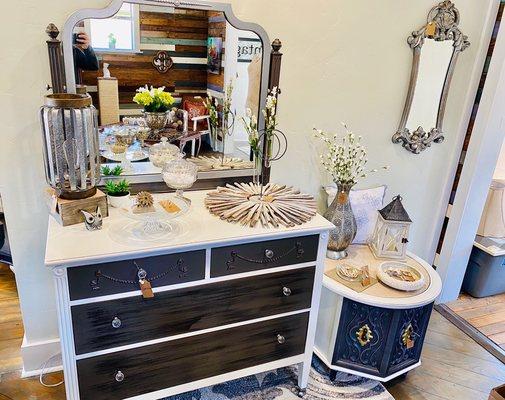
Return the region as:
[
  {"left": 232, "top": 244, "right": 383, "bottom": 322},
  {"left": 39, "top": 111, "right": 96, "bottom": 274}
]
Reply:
[
  {"left": 101, "top": 165, "right": 123, "bottom": 176},
  {"left": 104, "top": 179, "right": 131, "bottom": 208},
  {"left": 133, "top": 86, "right": 175, "bottom": 131}
]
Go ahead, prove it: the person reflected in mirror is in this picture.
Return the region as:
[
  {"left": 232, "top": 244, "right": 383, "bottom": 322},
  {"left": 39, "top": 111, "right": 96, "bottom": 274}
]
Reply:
[{"left": 73, "top": 32, "right": 99, "bottom": 83}]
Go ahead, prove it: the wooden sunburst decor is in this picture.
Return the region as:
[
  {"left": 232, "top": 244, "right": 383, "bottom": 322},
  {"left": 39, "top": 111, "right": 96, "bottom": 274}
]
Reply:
[
  {"left": 205, "top": 182, "right": 317, "bottom": 228},
  {"left": 191, "top": 156, "right": 254, "bottom": 171}
]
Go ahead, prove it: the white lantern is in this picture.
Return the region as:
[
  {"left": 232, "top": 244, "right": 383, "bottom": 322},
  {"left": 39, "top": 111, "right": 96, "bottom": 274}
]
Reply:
[{"left": 369, "top": 195, "right": 412, "bottom": 260}]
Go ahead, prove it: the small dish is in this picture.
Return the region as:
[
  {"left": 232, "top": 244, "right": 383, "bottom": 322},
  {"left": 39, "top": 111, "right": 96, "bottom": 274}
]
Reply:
[
  {"left": 377, "top": 261, "right": 425, "bottom": 291},
  {"left": 336, "top": 263, "right": 363, "bottom": 282}
]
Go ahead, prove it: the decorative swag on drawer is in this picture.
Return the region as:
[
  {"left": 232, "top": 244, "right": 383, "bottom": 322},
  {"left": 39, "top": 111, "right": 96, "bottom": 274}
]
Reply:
[
  {"left": 67, "top": 250, "right": 206, "bottom": 300},
  {"left": 211, "top": 235, "right": 319, "bottom": 277}
]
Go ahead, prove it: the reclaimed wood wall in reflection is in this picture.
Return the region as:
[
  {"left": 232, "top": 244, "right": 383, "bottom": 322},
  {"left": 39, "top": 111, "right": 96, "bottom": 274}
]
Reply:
[{"left": 82, "top": 7, "right": 221, "bottom": 106}]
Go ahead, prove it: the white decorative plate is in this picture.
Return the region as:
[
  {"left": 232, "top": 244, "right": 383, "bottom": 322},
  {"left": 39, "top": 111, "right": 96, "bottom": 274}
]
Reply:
[
  {"left": 101, "top": 150, "right": 149, "bottom": 162},
  {"left": 377, "top": 261, "right": 425, "bottom": 291}
]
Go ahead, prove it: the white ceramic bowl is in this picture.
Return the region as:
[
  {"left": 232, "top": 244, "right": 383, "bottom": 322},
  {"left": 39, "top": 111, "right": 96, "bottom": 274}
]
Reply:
[{"left": 377, "top": 261, "right": 425, "bottom": 291}]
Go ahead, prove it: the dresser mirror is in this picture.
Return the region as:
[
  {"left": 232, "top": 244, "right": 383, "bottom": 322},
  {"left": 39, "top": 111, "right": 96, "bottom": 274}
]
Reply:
[
  {"left": 392, "top": 0, "right": 469, "bottom": 154},
  {"left": 61, "top": 0, "right": 275, "bottom": 187}
]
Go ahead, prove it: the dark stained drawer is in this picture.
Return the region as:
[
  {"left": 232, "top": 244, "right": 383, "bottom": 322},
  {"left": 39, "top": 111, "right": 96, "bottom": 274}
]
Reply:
[
  {"left": 68, "top": 250, "right": 205, "bottom": 301},
  {"left": 77, "top": 312, "right": 309, "bottom": 400},
  {"left": 72, "top": 267, "right": 315, "bottom": 355},
  {"left": 211, "top": 235, "right": 319, "bottom": 277}
]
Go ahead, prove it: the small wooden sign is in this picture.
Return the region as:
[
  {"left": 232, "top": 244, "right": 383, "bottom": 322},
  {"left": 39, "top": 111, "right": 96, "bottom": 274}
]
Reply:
[{"left": 139, "top": 279, "right": 154, "bottom": 299}]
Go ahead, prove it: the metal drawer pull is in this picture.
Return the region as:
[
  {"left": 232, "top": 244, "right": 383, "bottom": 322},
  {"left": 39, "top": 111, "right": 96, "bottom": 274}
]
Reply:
[
  {"left": 115, "top": 370, "right": 125, "bottom": 382},
  {"left": 111, "top": 317, "right": 122, "bottom": 329},
  {"left": 265, "top": 249, "right": 274, "bottom": 259},
  {"left": 356, "top": 324, "right": 373, "bottom": 347},
  {"left": 277, "top": 334, "right": 286, "bottom": 344},
  {"left": 282, "top": 287, "right": 292, "bottom": 297}
]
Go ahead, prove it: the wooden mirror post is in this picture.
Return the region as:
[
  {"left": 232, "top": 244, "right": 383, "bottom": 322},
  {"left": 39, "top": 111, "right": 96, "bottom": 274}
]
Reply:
[
  {"left": 262, "top": 39, "right": 283, "bottom": 183},
  {"left": 45, "top": 24, "right": 66, "bottom": 94}
]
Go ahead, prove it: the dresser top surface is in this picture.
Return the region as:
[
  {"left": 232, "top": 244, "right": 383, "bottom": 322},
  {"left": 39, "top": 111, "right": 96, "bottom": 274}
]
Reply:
[
  {"left": 45, "top": 190, "right": 333, "bottom": 267},
  {"left": 323, "top": 245, "right": 442, "bottom": 309}
]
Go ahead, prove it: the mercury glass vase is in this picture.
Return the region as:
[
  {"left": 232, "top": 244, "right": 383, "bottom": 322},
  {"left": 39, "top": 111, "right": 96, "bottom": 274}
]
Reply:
[
  {"left": 324, "top": 182, "right": 357, "bottom": 259},
  {"left": 143, "top": 111, "right": 169, "bottom": 131}
]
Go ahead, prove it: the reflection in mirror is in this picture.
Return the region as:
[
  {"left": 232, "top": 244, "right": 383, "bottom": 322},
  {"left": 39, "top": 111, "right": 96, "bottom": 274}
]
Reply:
[
  {"left": 393, "top": 0, "right": 469, "bottom": 154},
  {"left": 72, "top": 4, "right": 264, "bottom": 176},
  {"left": 405, "top": 39, "right": 454, "bottom": 132}
]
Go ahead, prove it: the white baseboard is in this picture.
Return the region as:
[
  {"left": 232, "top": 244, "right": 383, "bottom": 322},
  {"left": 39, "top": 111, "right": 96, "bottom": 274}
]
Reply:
[{"left": 20, "top": 335, "right": 62, "bottom": 378}]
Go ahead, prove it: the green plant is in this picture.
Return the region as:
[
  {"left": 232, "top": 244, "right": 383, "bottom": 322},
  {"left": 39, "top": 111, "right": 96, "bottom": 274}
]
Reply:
[
  {"left": 101, "top": 165, "right": 123, "bottom": 176},
  {"left": 104, "top": 179, "right": 130, "bottom": 196}
]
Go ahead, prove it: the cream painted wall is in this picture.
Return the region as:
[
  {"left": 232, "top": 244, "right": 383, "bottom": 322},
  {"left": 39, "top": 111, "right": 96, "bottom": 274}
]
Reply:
[{"left": 0, "top": 0, "right": 496, "bottom": 371}]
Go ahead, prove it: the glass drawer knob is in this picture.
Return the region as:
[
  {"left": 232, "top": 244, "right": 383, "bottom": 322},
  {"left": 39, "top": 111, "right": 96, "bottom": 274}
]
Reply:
[
  {"left": 277, "top": 334, "right": 286, "bottom": 344},
  {"left": 265, "top": 249, "right": 274, "bottom": 259},
  {"left": 115, "top": 370, "right": 125, "bottom": 382},
  {"left": 282, "top": 287, "right": 292, "bottom": 297},
  {"left": 111, "top": 317, "right": 122, "bottom": 329}
]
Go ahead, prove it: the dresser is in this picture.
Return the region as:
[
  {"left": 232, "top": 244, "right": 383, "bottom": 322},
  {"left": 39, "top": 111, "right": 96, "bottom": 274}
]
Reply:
[
  {"left": 45, "top": 190, "right": 333, "bottom": 400},
  {"left": 314, "top": 245, "right": 442, "bottom": 382}
]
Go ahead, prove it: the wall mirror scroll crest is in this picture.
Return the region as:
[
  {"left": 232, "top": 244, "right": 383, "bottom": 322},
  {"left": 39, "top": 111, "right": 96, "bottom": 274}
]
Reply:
[
  {"left": 392, "top": 0, "right": 470, "bottom": 154},
  {"left": 58, "top": 0, "right": 278, "bottom": 188}
]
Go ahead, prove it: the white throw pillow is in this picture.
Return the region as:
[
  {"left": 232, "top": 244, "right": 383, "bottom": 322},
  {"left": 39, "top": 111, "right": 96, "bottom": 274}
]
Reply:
[{"left": 325, "top": 185, "right": 387, "bottom": 244}]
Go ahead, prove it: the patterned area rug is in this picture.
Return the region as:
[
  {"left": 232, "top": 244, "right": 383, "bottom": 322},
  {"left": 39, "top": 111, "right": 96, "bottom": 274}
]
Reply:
[{"left": 164, "top": 357, "right": 393, "bottom": 400}]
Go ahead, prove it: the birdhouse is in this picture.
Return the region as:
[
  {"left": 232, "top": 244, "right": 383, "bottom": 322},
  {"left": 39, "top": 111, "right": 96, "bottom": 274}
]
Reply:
[{"left": 369, "top": 195, "right": 412, "bottom": 260}]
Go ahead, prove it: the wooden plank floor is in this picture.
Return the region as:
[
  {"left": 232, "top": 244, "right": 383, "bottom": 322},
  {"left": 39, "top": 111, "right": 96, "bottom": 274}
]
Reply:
[
  {"left": 446, "top": 293, "right": 505, "bottom": 350},
  {"left": 388, "top": 311, "right": 505, "bottom": 400},
  {"left": 0, "top": 262, "right": 503, "bottom": 399}
]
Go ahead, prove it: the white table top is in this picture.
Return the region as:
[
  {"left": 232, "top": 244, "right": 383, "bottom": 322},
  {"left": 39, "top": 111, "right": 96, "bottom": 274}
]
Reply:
[
  {"left": 45, "top": 190, "right": 334, "bottom": 268},
  {"left": 322, "top": 245, "right": 442, "bottom": 309}
]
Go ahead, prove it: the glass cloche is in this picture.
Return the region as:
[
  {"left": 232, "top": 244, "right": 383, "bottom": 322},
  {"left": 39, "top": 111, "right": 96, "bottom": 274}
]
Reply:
[
  {"left": 149, "top": 137, "right": 179, "bottom": 168},
  {"left": 162, "top": 153, "right": 198, "bottom": 203}
]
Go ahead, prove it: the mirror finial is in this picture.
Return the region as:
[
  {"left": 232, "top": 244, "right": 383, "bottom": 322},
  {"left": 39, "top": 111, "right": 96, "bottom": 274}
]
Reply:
[
  {"left": 46, "top": 23, "right": 59, "bottom": 40},
  {"left": 272, "top": 39, "right": 282, "bottom": 53}
]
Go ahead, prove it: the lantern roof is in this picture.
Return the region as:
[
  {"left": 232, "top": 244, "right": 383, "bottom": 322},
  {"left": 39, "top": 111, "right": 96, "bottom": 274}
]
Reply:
[{"left": 379, "top": 195, "right": 412, "bottom": 223}]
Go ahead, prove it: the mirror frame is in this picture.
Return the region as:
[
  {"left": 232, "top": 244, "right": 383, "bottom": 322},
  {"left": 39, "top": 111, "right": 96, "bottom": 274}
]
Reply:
[
  {"left": 392, "top": 0, "right": 470, "bottom": 154},
  {"left": 61, "top": 0, "right": 274, "bottom": 187}
]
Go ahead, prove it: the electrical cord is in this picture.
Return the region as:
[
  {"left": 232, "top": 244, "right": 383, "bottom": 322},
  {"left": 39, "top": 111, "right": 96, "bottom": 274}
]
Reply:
[{"left": 39, "top": 353, "right": 64, "bottom": 388}]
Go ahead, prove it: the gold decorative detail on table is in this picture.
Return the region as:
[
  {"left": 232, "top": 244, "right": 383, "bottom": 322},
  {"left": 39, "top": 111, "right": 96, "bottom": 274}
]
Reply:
[
  {"left": 191, "top": 156, "right": 254, "bottom": 171},
  {"left": 356, "top": 324, "right": 373, "bottom": 346},
  {"left": 205, "top": 182, "right": 317, "bottom": 228},
  {"left": 401, "top": 323, "right": 415, "bottom": 349}
]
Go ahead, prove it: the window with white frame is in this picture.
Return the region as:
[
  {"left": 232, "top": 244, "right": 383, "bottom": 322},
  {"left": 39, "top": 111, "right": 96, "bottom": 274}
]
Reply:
[{"left": 85, "top": 3, "right": 140, "bottom": 52}]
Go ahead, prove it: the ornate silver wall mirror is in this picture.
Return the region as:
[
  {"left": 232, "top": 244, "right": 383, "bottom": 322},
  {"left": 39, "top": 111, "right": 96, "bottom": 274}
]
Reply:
[
  {"left": 392, "top": 1, "right": 470, "bottom": 154},
  {"left": 57, "top": 0, "right": 278, "bottom": 188}
]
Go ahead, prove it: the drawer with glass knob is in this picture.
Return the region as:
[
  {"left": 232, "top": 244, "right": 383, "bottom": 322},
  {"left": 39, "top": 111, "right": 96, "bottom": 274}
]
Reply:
[
  {"left": 67, "top": 250, "right": 206, "bottom": 301},
  {"left": 71, "top": 267, "right": 315, "bottom": 355},
  {"left": 76, "top": 312, "right": 310, "bottom": 400},
  {"left": 210, "top": 234, "right": 319, "bottom": 277}
]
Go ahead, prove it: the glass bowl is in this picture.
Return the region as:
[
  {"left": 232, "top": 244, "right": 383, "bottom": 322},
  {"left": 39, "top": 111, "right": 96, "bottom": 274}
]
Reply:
[
  {"left": 118, "top": 194, "right": 190, "bottom": 237},
  {"left": 162, "top": 153, "right": 198, "bottom": 203},
  {"left": 149, "top": 137, "right": 180, "bottom": 168},
  {"left": 114, "top": 127, "right": 137, "bottom": 146}
]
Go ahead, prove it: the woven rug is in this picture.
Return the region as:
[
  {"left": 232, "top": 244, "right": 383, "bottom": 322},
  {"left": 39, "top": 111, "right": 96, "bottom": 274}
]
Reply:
[{"left": 164, "top": 357, "right": 393, "bottom": 400}]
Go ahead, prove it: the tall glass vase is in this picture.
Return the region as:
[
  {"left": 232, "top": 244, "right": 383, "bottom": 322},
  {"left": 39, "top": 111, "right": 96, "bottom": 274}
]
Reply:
[
  {"left": 324, "top": 182, "right": 357, "bottom": 259},
  {"left": 252, "top": 153, "right": 261, "bottom": 185}
]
